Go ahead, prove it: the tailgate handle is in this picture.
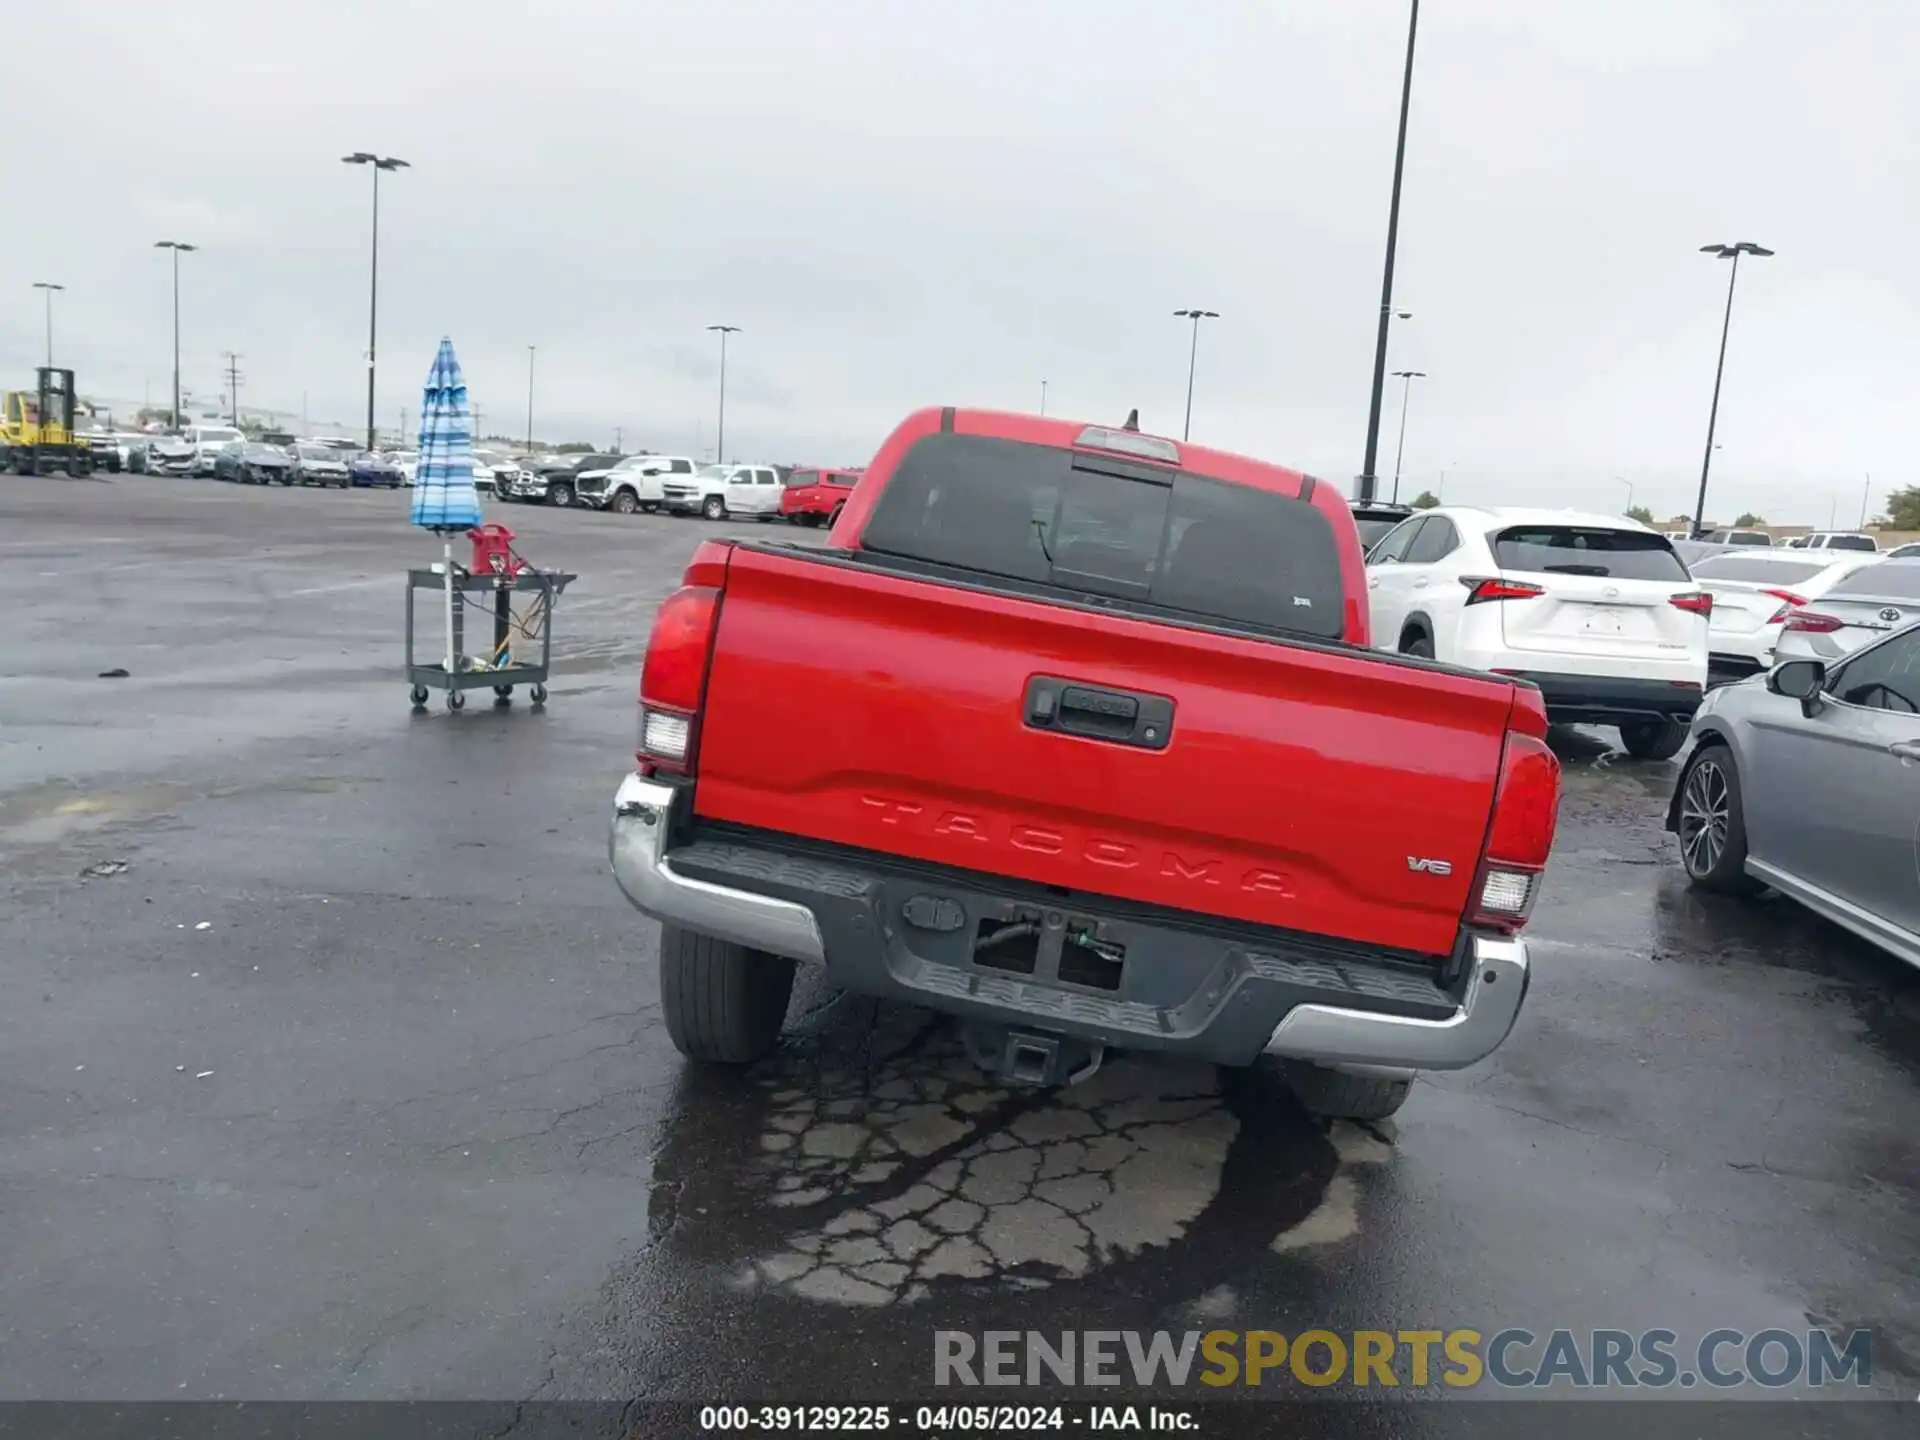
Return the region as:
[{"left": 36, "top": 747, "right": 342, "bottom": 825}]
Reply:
[{"left": 1025, "top": 676, "right": 1174, "bottom": 750}]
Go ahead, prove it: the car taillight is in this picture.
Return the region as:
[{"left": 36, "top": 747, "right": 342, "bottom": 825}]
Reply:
[
  {"left": 1761, "top": 588, "right": 1809, "bottom": 624},
  {"left": 1461, "top": 576, "right": 1546, "bottom": 604},
  {"left": 1668, "top": 591, "right": 1713, "bottom": 616},
  {"left": 1469, "top": 732, "right": 1560, "bottom": 934},
  {"left": 637, "top": 585, "right": 721, "bottom": 773},
  {"left": 1781, "top": 609, "right": 1843, "bottom": 634}
]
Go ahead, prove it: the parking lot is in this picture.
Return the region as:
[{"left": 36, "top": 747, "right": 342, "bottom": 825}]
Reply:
[{"left": 0, "top": 473, "right": 1914, "bottom": 1411}]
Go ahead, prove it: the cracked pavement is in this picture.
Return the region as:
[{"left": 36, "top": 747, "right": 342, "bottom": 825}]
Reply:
[{"left": 0, "top": 477, "right": 1915, "bottom": 1414}]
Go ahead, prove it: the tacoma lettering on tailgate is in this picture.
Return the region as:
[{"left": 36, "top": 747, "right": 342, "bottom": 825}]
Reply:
[{"left": 857, "top": 795, "right": 1294, "bottom": 898}]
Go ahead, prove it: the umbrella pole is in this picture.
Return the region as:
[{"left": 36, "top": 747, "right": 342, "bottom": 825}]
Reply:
[{"left": 443, "top": 535, "right": 457, "bottom": 678}]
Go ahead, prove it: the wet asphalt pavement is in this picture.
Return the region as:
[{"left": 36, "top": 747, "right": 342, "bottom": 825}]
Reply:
[{"left": 0, "top": 473, "right": 1915, "bottom": 1423}]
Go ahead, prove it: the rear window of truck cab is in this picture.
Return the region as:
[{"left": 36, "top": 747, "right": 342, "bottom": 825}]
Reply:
[{"left": 857, "top": 433, "right": 1345, "bottom": 639}]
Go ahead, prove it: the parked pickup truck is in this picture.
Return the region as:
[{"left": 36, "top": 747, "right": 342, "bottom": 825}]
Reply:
[
  {"left": 779, "top": 466, "right": 863, "bottom": 527},
  {"left": 609, "top": 408, "right": 1561, "bottom": 1119}
]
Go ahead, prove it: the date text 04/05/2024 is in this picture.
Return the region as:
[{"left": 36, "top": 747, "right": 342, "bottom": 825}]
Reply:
[{"left": 697, "top": 1404, "right": 1196, "bottom": 1432}]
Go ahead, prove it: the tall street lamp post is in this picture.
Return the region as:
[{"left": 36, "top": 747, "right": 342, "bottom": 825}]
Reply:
[
  {"left": 1357, "top": 0, "right": 1422, "bottom": 502},
  {"left": 154, "top": 242, "right": 197, "bottom": 429},
  {"left": 30, "top": 282, "right": 64, "bottom": 367},
  {"left": 1389, "top": 369, "right": 1425, "bottom": 504},
  {"left": 707, "top": 325, "right": 740, "bottom": 464},
  {"left": 525, "top": 346, "right": 536, "bottom": 452},
  {"left": 1173, "top": 308, "right": 1219, "bottom": 441},
  {"left": 341, "top": 152, "right": 410, "bottom": 454},
  {"left": 1690, "top": 241, "right": 1773, "bottom": 538}
]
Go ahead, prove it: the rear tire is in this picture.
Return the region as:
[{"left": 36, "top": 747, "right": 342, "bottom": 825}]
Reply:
[
  {"left": 827, "top": 504, "right": 845, "bottom": 529},
  {"left": 1278, "top": 1061, "right": 1413, "bottom": 1121},
  {"left": 1675, "top": 742, "right": 1761, "bottom": 894},
  {"left": 659, "top": 925, "right": 796, "bottom": 1063},
  {"left": 1621, "top": 719, "right": 1687, "bottom": 761}
]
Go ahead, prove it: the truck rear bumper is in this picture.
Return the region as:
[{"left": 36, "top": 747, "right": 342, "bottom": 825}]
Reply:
[{"left": 609, "top": 775, "right": 1529, "bottom": 1072}]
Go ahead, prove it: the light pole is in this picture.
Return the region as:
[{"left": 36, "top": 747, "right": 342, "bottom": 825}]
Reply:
[
  {"left": 1173, "top": 308, "right": 1219, "bottom": 441},
  {"left": 1860, "top": 472, "right": 1872, "bottom": 529},
  {"left": 154, "top": 243, "right": 196, "bottom": 429},
  {"left": 525, "top": 346, "right": 535, "bottom": 452},
  {"left": 1040, "top": 379, "right": 1048, "bottom": 416},
  {"left": 1357, "top": 0, "right": 1422, "bottom": 502},
  {"left": 1389, "top": 369, "right": 1425, "bottom": 504},
  {"left": 30, "top": 282, "right": 63, "bottom": 367},
  {"left": 341, "top": 152, "right": 410, "bottom": 454},
  {"left": 707, "top": 324, "right": 740, "bottom": 463},
  {"left": 1617, "top": 476, "right": 1635, "bottom": 515},
  {"left": 1690, "top": 241, "right": 1773, "bottom": 538}
]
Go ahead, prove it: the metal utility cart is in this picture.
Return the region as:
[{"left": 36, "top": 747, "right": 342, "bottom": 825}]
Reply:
[{"left": 404, "top": 565, "right": 576, "bottom": 711}]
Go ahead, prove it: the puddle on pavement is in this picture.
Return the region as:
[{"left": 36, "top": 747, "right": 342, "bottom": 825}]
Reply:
[
  {"left": 0, "top": 773, "right": 379, "bottom": 858},
  {"left": 643, "top": 1001, "right": 1383, "bottom": 1315}
]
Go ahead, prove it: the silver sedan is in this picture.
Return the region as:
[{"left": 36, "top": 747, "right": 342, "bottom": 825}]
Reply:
[{"left": 1667, "top": 630, "right": 1920, "bottom": 968}]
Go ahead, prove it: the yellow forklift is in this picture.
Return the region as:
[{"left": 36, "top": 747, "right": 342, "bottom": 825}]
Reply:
[{"left": 1, "top": 368, "right": 95, "bottom": 476}]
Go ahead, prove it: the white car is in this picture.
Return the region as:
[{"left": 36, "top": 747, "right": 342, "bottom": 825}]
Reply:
[
  {"left": 723, "top": 464, "right": 785, "bottom": 518},
  {"left": 578, "top": 454, "right": 698, "bottom": 514},
  {"left": 1365, "top": 506, "right": 1709, "bottom": 759},
  {"left": 186, "top": 424, "right": 244, "bottom": 475},
  {"left": 1772, "top": 557, "right": 1920, "bottom": 666},
  {"left": 663, "top": 463, "right": 739, "bottom": 520},
  {"left": 1686, "top": 551, "right": 1883, "bottom": 684}
]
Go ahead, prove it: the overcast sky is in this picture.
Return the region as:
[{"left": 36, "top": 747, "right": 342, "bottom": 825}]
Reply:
[{"left": 11, "top": 1, "right": 1917, "bottom": 523}]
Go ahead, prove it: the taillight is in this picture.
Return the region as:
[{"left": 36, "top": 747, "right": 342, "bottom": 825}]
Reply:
[
  {"left": 1668, "top": 591, "right": 1713, "bottom": 617},
  {"left": 1469, "top": 732, "right": 1560, "bottom": 934},
  {"left": 1781, "top": 609, "right": 1843, "bottom": 634},
  {"left": 637, "top": 584, "right": 721, "bottom": 773},
  {"left": 1760, "top": 587, "right": 1808, "bottom": 624},
  {"left": 1462, "top": 576, "right": 1546, "bottom": 604}
]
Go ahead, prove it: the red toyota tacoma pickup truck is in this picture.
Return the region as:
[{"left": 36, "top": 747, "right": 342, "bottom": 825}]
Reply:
[{"left": 610, "top": 407, "right": 1560, "bottom": 1119}]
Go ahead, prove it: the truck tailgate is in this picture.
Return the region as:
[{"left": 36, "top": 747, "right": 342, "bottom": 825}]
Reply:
[{"left": 693, "top": 547, "right": 1519, "bottom": 956}]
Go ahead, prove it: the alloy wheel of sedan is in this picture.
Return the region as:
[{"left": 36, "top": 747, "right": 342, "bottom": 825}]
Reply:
[{"left": 1678, "top": 755, "right": 1731, "bottom": 877}]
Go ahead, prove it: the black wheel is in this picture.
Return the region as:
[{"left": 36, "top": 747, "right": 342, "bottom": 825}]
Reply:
[
  {"left": 409, "top": 685, "right": 430, "bottom": 707},
  {"left": 446, "top": 689, "right": 465, "bottom": 712},
  {"left": 658, "top": 924, "right": 796, "bottom": 1063},
  {"left": 827, "top": 504, "right": 845, "bottom": 529},
  {"left": 611, "top": 488, "right": 639, "bottom": 515},
  {"left": 641, "top": 502, "right": 659, "bottom": 513},
  {"left": 703, "top": 494, "right": 727, "bottom": 521},
  {"left": 493, "top": 685, "right": 514, "bottom": 700},
  {"left": 1621, "top": 719, "right": 1688, "bottom": 761},
  {"left": 530, "top": 683, "right": 548, "bottom": 705},
  {"left": 1675, "top": 743, "right": 1761, "bottom": 894},
  {"left": 1399, "top": 631, "right": 1434, "bottom": 659},
  {"left": 1275, "top": 1060, "right": 1412, "bottom": 1121},
  {"left": 548, "top": 482, "right": 575, "bottom": 508}
]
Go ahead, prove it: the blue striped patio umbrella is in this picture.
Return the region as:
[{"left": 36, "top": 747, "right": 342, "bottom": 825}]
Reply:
[
  {"left": 410, "top": 337, "right": 483, "bottom": 531},
  {"left": 411, "top": 338, "right": 482, "bottom": 678}
]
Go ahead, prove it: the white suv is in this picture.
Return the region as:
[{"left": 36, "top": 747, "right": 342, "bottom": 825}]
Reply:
[{"left": 1366, "top": 507, "right": 1710, "bottom": 759}]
